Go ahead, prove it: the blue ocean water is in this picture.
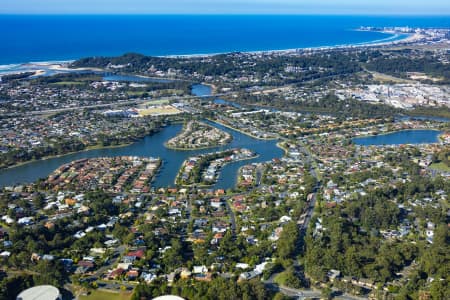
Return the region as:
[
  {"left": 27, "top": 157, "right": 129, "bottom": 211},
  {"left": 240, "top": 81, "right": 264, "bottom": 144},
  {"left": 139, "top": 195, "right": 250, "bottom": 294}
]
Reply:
[{"left": 0, "top": 15, "right": 449, "bottom": 64}]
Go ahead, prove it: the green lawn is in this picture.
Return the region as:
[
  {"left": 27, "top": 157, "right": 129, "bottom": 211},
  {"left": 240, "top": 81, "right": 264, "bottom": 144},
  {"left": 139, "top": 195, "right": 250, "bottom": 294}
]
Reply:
[
  {"left": 50, "top": 81, "right": 85, "bottom": 86},
  {"left": 273, "top": 271, "right": 288, "bottom": 285},
  {"left": 79, "top": 290, "right": 132, "bottom": 300},
  {"left": 429, "top": 162, "right": 450, "bottom": 172},
  {"left": 274, "top": 270, "right": 296, "bottom": 286},
  {"left": 127, "top": 91, "right": 147, "bottom": 96}
]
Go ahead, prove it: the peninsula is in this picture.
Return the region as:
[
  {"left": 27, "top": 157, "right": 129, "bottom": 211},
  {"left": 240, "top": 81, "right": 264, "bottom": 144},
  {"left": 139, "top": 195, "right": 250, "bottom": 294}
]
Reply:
[
  {"left": 176, "top": 148, "right": 257, "bottom": 186},
  {"left": 165, "top": 120, "right": 232, "bottom": 150}
]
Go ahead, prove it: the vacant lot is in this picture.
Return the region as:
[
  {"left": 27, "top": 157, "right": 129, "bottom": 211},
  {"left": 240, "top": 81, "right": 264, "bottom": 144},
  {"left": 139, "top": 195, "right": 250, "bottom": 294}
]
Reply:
[{"left": 138, "top": 105, "right": 181, "bottom": 116}]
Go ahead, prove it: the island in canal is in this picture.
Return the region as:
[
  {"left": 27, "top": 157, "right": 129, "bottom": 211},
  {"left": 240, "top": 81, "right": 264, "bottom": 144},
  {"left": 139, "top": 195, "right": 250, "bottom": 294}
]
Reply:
[
  {"left": 165, "top": 120, "right": 232, "bottom": 150},
  {"left": 176, "top": 148, "right": 257, "bottom": 186}
]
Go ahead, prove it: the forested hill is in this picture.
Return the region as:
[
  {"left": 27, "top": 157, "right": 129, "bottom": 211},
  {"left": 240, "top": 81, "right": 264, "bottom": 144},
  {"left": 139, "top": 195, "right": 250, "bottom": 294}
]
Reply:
[{"left": 70, "top": 53, "right": 185, "bottom": 70}]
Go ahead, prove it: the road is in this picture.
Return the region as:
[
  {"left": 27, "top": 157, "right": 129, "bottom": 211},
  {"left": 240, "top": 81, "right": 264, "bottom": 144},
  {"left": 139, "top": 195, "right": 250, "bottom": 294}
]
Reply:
[
  {"left": 85, "top": 244, "right": 127, "bottom": 280},
  {"left": 2, "top": 91, "right": 230, "bottom": 117},
  {"left": 2, "top": 99, "right": 146, "bottom": 118},
  {"left": 224, "top": 199, "right": 237, "bottom": 234},
  {"left": 3, "top": 71, "right": 353, "bottom": 118},
  {"left": 296, "top": 138, "right": 321, "bottom": 234},
  {"left": 266, "top": 283, "right": 367, "bottom": 300},
  {"left": 96, "top": 281, "right": 135, "bottom": 292},
  {"left": 255, "top": 164, "right": 264, "bottom": 186},
  {"left": 274, "top": 285, "right": 322, "bottom": 299},
  {"left": 260, "top": 137, "right": 327, "bottom": 299},
  {"left": 299, "top": 189, "right": 318, "bottom": 234},
  {"left": 262, "top": 141, "right": 368, "bottom": 300}
]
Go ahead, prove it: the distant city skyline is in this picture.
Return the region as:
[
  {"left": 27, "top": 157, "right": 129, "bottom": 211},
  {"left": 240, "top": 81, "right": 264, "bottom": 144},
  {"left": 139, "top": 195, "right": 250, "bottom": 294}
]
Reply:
[{"left": 1, "top": 0, "right": 450, "bottom": 15}]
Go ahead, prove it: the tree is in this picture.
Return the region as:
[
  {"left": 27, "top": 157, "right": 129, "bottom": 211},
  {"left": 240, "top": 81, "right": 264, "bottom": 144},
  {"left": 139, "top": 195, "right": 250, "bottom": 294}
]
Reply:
[
  {"left": 273, "top": 293, "right": 292, "bottom": 300},
  {"left": 0, "top": 275, "right": 33, "bottom": 300},
  {"left": 430, "top": 278, "right": 448, "bottom": 300},
  {"left": 321, "top": 286, "right": 333, "bottom": 300},
  {"left": 162, "top": 239, "right": 184, "bottom": 272},
  {"left": 32, "top": 260, "right": 67, "bottom": 287},
  {"left": 277, "top": 222, "right": 299, "bottom": 259},
  {"left": 277, "top": 268, "right": 305, "bottom": 289},
  {"left": 32, "top": 193, "right": 46, "bottom": 209}
]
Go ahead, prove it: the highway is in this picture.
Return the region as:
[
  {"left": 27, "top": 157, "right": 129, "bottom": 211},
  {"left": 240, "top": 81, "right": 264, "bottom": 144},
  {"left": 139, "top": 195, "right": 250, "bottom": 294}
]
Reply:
[
  {"left": 1, "top": 92, "right": 229, "bottom": 118},
  {"left": 3, "top": 71, "right": 351, "bottom": 118}
]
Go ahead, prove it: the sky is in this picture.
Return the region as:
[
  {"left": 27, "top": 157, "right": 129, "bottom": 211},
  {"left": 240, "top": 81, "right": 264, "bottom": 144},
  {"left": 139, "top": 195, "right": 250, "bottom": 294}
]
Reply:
[{"left": 1, "top": 0, "right": 449, "bottom": 15}]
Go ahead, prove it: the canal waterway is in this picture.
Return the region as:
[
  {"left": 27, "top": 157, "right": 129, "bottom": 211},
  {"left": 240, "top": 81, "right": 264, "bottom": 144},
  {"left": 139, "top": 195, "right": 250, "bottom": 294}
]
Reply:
[
  {"left": 0, "top": 83, "right": 283, "bottom": 189},
  {"left": 353, "top": 129, "right": 443, "bottom": 146},
  {"left": 2, "top": 82, "right": 443, "bottom": 188},
  {"left": 0, "top": 122, "right": 283, "bottom": 189}
]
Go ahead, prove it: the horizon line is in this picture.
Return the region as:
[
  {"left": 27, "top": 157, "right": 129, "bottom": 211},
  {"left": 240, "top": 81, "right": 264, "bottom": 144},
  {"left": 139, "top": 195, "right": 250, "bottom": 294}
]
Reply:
[{"left": 1, "top": 13, "right": 450, "bottom": 16}]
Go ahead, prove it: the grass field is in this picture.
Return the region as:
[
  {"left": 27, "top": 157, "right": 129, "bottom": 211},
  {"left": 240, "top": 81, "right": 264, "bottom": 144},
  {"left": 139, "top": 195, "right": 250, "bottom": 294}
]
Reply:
[
  {"left": 368, "top": 71, "right": 413, "bottom": 83},
  {"left": 79, "top": 290, "right": 132, "bottom": 300},
  {"left": 273, "top": 270, "right": 290, "bottom": 286},
  {"left": 429, "top": 162, "right": 450, "bottom": 172},
  {"left": 138, "top": 105, "right": 181, "bottom": 116}
]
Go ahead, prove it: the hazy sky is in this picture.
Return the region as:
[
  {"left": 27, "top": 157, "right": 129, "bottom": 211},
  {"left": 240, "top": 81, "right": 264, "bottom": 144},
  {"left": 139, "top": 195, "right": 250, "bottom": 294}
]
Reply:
[{"left": 1, "top": 0, "right": 449, "bottom": 15}]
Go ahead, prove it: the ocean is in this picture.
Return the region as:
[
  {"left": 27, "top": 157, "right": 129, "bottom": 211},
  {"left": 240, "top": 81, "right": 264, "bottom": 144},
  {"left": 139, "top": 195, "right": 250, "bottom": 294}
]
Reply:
[{"left": 0, "top": 15, "right": 449, "bottom": 64}]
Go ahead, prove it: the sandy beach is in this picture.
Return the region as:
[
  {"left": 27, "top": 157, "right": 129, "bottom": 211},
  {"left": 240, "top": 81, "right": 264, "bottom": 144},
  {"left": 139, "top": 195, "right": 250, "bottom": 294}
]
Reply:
[
  {"left": 0, "top": 29, "right": 438, "bottom": 77},
  {"left": 165, "top": 30, "right": 418, "bottom": 59}
]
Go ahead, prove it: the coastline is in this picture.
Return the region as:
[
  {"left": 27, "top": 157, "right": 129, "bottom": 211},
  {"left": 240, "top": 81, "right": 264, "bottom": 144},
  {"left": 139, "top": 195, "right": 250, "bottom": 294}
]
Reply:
[
  {"left": 0, "top": 61, "right": 103, "bottom": 77},
  {"left": 164, "top": 30, "right": 414, "bottom": 58},
  {"left": 0, "top": 29, "right": 416, "bottom": 73}
]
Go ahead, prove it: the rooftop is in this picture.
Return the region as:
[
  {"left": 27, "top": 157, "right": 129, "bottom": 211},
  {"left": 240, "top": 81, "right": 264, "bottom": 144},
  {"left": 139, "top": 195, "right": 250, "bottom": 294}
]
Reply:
[{"left": 16, "top": 285, "right": 60, "bottom": 300}]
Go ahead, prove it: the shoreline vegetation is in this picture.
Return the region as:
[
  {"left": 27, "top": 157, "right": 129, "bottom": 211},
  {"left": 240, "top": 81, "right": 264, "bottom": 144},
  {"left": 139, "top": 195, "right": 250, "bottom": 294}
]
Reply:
[{"left": 406, "top": 108, "right": 450, "bottom": 120}]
